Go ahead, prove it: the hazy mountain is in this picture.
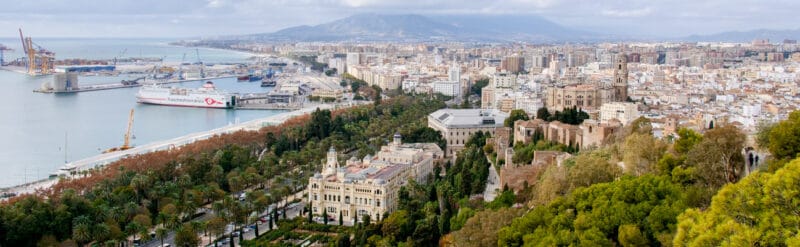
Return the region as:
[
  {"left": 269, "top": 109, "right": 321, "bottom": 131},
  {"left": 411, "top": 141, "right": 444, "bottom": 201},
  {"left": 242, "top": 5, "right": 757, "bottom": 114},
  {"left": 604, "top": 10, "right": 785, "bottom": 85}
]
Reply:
[
  {"left": 683, "top": 28, "right": 800, "bottom": 42},
  {"left": 235, "top": 13, "right": 599, "bottom": 42}
]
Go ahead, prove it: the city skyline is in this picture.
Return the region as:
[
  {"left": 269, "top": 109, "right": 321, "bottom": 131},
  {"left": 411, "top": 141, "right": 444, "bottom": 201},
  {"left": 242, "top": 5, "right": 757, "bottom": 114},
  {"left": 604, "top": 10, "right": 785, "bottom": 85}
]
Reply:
[{"left": 1, "top": 0, "right": 797, "bottom": 38}]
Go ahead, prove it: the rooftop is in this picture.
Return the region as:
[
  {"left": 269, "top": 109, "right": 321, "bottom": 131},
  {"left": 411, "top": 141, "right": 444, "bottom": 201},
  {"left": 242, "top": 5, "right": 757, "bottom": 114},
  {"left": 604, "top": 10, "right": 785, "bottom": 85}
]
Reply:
[{"left": 429, "top": 108, "right": 509, "bottom": 128}]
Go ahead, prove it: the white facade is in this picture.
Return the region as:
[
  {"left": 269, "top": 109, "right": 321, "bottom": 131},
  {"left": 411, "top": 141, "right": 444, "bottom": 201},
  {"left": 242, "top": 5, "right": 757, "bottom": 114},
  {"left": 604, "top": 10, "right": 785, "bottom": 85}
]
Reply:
[
  {"left": 307, "top": 136, "right": 443, "bottom": 223},
  {"left": 428, "top": 109, "right": 509, "bottom": 157},
  {"left": 600, "top": 102, "right": 639, "bottom": 125},
  {"left": 493, "top": 72, "right": 517, "bottom": 88},
  {"left": 449, "top": 63, "right": 461, "bottom": 83},
  {"left": 432, "top": 81, "right": 461, "bottom": 97},
  {"left": 346, "top": 53, "right": 361, "bottom": 67}
]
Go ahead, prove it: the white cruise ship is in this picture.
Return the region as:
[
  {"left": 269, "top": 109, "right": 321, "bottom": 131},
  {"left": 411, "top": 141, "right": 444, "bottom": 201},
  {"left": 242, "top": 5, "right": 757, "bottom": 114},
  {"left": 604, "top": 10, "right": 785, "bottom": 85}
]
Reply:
[{"left": 136, "top": 81, "right": 237, "bottom": 109}]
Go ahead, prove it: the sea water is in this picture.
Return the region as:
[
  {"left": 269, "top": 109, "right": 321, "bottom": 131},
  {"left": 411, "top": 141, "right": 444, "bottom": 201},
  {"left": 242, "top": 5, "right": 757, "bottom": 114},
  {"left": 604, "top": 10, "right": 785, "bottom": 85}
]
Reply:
[{"left": 0, "top": 38, "right": 281, "bottom": 187}]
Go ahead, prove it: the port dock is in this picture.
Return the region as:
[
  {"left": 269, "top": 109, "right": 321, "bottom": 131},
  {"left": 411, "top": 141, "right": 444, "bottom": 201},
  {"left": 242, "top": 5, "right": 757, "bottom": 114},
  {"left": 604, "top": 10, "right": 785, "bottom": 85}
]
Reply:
[{"left": 32, "top": 75, "right": 242, "bottom": 94}]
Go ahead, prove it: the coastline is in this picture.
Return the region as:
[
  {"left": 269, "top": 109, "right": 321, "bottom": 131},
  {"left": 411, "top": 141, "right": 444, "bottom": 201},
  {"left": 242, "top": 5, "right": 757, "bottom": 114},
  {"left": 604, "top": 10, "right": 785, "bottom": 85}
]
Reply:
[{"left": 0, "top": 100, "right": 367, "bottom": 196}]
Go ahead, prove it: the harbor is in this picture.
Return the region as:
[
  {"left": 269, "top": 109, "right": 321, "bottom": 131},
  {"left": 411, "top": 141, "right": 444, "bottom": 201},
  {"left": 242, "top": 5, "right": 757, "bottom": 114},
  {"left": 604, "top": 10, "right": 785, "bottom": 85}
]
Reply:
[
  {"left": 0, "top": 101, "right": 367, "bottom": 196},
  {"left": 0, "top": 36, "right": 350, "bottom": 188},
  {"left": 30, "top": 74, "right": 241, "bottom": 93}
]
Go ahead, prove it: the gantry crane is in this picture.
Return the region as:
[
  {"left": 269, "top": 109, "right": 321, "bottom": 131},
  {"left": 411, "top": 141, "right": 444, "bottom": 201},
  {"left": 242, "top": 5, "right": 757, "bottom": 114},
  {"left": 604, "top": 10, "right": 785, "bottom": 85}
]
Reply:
[
  {"left": 195, "top": 48, "right": 205, "bottom": 78},
  {"left": 0, "top": 44, "right": 11, "bottom": 66},
  {"left": 18, "top": 28, "right": 55, "bottom": 75},
  {"left": 103, "top": 109, "right": 135, "bottom": 153}
]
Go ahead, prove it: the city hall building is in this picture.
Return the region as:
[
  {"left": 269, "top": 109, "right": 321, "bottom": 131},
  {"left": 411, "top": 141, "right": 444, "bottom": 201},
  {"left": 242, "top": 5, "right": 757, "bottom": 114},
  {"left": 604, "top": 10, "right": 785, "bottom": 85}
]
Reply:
[{"left": 307, "top": 134, "right": 443, "bottom": 222}]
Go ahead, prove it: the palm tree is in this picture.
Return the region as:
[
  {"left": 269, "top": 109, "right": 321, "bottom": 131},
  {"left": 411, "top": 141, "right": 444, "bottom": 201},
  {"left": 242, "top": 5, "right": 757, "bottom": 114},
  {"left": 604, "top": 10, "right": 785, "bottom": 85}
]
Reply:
[
  {"left": 93, "top": 222, "right": 112, "bottom": 243},
  {"left": 207, "top": 216, "right": 226, "bottom": 247},
  {"left": 72, "top": 215, "right": 92, "bottom": 246},
  {"left": 155, "top": 227, "right": 168, "bottom": 247},
  {"left": 125, "top": 222, "right": 143, "bottom": 247}
]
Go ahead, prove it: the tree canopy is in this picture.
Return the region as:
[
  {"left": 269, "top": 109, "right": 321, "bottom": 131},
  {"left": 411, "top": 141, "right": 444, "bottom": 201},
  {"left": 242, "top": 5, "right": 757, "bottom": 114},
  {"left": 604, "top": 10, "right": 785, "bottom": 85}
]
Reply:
[
  {"left": 505, "top": 109, "right": 530, "bottom": 128},
  {"left": 674, "top": 157, "right": 800, "bottom": 246},
  {"left": 498, "top": 175, "right": 688, "bottom": 246}
]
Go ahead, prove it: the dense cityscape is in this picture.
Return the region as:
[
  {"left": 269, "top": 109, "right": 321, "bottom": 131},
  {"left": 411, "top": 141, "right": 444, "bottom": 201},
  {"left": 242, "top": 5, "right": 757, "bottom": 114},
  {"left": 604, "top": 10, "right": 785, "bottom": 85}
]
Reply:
[{"left": 1, "top": 1, "right": 800, "bottom": 247}]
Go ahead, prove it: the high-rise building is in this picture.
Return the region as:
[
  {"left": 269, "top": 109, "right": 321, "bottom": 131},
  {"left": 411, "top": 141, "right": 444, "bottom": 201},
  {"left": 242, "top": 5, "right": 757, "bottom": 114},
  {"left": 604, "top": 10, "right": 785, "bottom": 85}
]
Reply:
[
  {"left": 531, "top": 55, "right": 549, "bottom": 68},
  {"left": 501, "top": 56, "right": 525, "bottom": 74},
  {"left": 346, "top": 53, "right": 361, "bottom": 67},
  {"left": 448, "top": 62, "right": 460, "bottom": 83}
]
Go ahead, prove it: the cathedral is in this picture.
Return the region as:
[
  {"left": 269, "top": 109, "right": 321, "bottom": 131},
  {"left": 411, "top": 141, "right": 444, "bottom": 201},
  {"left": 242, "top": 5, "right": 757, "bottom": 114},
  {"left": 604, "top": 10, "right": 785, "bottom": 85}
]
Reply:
[{"left": 544, "top": 54, "right": 628, "bottom": 111}]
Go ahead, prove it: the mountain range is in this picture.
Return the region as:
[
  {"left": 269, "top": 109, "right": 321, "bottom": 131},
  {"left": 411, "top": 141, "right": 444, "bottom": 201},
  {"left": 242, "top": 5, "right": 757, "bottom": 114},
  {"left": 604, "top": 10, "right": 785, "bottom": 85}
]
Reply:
[
  {"left": 223, "top": 13, "right": 798, "bottom": 43},
  {"left": 683, "top": 28, "right": 800, "bottom": 42},
  {"left": 231, "top": 13, "right": 605, "bottom": 42}
]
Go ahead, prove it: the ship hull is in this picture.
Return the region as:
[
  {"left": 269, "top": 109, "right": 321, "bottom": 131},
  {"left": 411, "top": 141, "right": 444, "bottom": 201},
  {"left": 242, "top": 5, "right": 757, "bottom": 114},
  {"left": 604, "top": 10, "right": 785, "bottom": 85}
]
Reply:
[{"left": 136, "top": 86, "right": 235, "bottom": 109}]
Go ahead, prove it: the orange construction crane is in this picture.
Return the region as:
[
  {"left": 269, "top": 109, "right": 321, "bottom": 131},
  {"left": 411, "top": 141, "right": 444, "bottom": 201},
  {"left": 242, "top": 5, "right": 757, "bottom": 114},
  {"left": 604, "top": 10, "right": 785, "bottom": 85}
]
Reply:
[{"left": 103, "top": 109, "right": 135, "bottom": 153}]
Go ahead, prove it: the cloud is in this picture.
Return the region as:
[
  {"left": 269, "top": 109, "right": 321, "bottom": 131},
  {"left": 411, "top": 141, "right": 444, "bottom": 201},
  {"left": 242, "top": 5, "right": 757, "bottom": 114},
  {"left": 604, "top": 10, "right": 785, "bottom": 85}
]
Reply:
[
  {"left": 601, "top": 7, "right": 653, "bottom": 18},
  {"left": 206, "top": 0, "right": 226, "bottom": 8},
  {"left": 0, "top": 0, "right": 797, "bottom": 38}
]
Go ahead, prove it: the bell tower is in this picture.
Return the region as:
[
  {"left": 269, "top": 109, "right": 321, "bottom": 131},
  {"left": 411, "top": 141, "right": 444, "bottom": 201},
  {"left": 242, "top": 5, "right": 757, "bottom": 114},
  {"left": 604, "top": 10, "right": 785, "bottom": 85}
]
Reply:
[
  {"left": 323, "top": 147, "right": 338, "bottom": 176},
  {"left": 613, "top": 54, "right": 628, "bottom": 102}
]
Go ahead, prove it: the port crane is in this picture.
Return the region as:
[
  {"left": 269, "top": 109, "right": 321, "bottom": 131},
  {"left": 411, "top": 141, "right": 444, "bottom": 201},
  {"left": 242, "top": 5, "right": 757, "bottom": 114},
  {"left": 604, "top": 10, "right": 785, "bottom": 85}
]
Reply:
[
  {"left": 195, "top": 48, "right": 205, "bottom": 78},
  {"left": 178, "top": 53, "right": 187, "bottom": 80},
  {"left": 18, "top": 28, "right": 55, "bottom": 75},
  {"left": 0, "top": 44, "right": 11, "bottom": 66},
  {"left": 103, "top": 109, "right": 135, "bottom": 153},
  {"left": 113, "top": 48, "right": 127, "bottom": 66}
]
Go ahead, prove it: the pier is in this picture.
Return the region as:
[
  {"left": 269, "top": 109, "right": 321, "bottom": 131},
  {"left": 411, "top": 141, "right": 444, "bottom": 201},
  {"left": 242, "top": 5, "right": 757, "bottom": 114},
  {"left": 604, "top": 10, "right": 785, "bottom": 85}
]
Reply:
[
  {"left": 235, "top": 92, "right": 305, "bottom": 110},
  {"left": 32, "top": 75, "right": 242, "bottom": 94}
]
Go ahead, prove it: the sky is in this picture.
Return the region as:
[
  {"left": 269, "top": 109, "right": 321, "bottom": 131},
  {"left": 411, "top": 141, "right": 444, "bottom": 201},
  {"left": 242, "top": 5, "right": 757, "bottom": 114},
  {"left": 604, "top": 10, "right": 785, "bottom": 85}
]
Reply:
[{"left": 0, "top": 0, "right": 797, "bottom": 38}]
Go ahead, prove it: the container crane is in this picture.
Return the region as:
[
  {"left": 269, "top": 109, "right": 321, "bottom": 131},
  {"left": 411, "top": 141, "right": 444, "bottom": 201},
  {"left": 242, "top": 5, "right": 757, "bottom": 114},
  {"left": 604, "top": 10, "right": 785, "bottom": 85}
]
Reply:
[
  {"left": 0, "top": 44, "right": 12, "bottom": 66},
  {"left": 103, "top": 109, "right": 135, "bottom": 153},
  {"left": 18, "top": 28, "right": 55, "bottom": 75},
  {"left": 195, "top": 48, "right": 205, "bottom": 78},
  {"left": 178, "top": 53, "right": 186, "bottom": 80},
  {"left": 113, "top": 48, "right": 127, "bottom": 66}
]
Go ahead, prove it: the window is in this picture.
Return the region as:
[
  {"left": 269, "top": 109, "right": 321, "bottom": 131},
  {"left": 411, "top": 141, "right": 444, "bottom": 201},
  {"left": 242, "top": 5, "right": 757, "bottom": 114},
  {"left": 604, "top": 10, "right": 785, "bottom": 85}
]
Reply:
[
  {"left": 313, "top": 194, "right": 318, "bottom": 201},
  {"left": 345, "top": 196, "right": 350, "bottom": 204},
  {"left": 313, "top": 207, "right": 318, "bottom": 212},
  {"left": 377, "top": 199, "right": 381, "bottom": 207},
  {"left": 312, "top": 183, "right": 318, "bottom": 189}
]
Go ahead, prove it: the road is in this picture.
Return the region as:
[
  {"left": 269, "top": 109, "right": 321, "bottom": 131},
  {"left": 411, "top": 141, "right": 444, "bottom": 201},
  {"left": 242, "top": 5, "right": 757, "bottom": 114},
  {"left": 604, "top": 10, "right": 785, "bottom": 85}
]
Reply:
[
  {"left": 140, "top": 191, "right": 306, "bottom": 247},
  {"left": 483, "top": 164, "right": 500, "bottom": 201}
]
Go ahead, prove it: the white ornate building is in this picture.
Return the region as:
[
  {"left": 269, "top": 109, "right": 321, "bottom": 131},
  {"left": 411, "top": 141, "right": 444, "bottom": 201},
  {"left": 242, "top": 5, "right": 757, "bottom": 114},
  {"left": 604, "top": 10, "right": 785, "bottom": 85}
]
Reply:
[{"left": 307, "top": 134, "right": 443, "bottom": 222}]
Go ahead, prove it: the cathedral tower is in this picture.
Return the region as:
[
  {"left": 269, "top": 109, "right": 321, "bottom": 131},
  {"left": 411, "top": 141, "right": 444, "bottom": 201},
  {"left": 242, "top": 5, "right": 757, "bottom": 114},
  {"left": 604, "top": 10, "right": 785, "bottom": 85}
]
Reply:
[{"left": 613, "top": 54, "right": 628, "bottom": 102}]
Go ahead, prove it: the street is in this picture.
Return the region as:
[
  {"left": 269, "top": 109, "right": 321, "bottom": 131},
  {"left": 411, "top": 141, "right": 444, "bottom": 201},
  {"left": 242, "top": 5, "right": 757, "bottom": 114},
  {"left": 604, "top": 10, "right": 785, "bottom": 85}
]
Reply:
[{"left": 140, "top": 191, "right": 306, "bottom": 247}]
